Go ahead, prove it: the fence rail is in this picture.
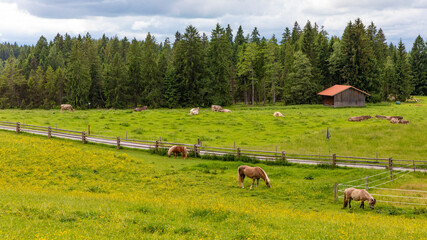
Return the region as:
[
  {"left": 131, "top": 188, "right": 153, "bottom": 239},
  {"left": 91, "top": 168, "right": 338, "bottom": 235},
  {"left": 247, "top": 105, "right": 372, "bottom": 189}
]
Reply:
[
  {"left": 334, "top": 170, "right": 427, "bottom": 207},
  {"left": 0, "top": 121, "right": 426, "bottom": 171}
]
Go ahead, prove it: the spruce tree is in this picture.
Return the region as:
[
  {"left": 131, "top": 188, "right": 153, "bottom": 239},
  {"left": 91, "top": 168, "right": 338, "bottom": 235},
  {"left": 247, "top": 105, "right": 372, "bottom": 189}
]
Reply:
[
  {"left": 172, "top": 25, "right": 204, "bottom": 106},
  {"left": 84, "top": 33, "right": 104, "bottom": 108},
  {"left": 286, "top": 51, "right": 319, "bottom": 104},
  {"left": 205, "top": 24, "right": 233, "bottom": 106},
  {"left": 394, "top": 40, "right": 413, "bottom": 101},
  {"left": 410, "top": 35, "right": 427, "bottom": 95},
  {"left": 104, "top": 53, "right": 128, "bottom": 108},
  {"left": 66, "top": 39, "right": 91, "bottom": 108},
  {"left": 142, "top": 33, "right": 162, "bottom": 107},
  {"left": 127, "top": 38, "right": 143, "bottom": 106}
]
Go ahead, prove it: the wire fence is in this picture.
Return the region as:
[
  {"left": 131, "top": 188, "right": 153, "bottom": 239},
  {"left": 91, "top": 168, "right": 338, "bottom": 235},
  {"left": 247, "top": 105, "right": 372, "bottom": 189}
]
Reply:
[{"left": 335, "top": 170, "right": 427, "bottom": 207}]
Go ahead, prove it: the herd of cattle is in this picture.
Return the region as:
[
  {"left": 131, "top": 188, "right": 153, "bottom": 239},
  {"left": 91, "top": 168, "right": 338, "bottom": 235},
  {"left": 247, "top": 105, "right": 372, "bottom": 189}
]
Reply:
[
  {"left": 348, "top": 115, "right": 410, "bottom": 124},
  {"left": 62, "top": 104, "right": 409, "bottom": 124},
  {"left": 61, "top": 103, "right": 285, "bottom": 118}
]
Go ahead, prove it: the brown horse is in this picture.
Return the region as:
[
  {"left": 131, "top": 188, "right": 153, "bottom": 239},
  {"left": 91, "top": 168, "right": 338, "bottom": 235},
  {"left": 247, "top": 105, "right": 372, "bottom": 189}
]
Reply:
[
  {"left": 343, "top": 187, "right": 376, "bottom": 209},
  {"left": 168, "top": 146, "right": 188, "bottom": 159},
  {"left": 238, "top": 165, "right": 271, "bottom": 189}
]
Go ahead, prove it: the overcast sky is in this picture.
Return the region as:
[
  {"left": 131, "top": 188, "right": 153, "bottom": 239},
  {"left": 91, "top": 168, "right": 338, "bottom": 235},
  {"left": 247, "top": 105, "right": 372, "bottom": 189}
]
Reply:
[{"left": 0, "top": 0, "right": 426, "bottom": 48}]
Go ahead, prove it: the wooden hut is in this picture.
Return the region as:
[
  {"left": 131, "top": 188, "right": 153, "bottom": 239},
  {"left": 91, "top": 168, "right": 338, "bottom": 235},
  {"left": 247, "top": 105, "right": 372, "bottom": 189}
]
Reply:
[{"left": 318, "top": 85, "right": 370, "bottom": 107}]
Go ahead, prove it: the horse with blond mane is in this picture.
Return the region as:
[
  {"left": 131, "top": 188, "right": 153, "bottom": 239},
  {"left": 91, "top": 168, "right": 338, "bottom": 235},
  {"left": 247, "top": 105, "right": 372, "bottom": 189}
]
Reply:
[
  {"left": 343, "top": 187, "right": 376, "bottom": 209},
  {"left": 238, "top": 165, "right": 271, "bottom": 189},
  {"left": 168, "top": 145, "right": 188, "bottom": 159}
]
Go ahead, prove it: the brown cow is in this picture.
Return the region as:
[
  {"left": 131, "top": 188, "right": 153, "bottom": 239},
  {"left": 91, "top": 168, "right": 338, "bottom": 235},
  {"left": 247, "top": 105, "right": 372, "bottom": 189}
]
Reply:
[
  {"left": 348, "top": 115, "right": 371, "bottom": 122},
  {"left": 390, "top": 117, "right": 399, "bottom": 123},
  {"left": 386, "top": 116, "right": 403, "bottom": 120},
  {"left": 133, "top": 106, "right": 148, "bottom": 112},
  {"left": 211, "top": 105, "right": 223, "bottom": 112},
  {"left": 60, "top": 104, "right": 74, "bottom": 112}
]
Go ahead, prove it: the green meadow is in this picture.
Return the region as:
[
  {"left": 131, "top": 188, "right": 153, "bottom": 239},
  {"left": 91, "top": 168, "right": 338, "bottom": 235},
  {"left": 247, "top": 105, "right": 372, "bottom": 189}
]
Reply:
[
  {"left": 0, "top": 131, "right": 425, "bottom": 239},
  {"left": 0, "top": 97, "right": 426, "bottom": 159}
]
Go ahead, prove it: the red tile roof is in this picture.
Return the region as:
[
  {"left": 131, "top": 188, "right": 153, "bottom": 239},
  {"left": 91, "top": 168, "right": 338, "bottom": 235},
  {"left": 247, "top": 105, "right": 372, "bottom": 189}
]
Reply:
[{"left": 317, "top": 85, "right": 370, "bottom": 96}]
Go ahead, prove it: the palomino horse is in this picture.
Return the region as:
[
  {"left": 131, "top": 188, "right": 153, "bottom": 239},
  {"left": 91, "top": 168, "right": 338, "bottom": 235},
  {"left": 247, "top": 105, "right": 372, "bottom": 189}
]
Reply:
[
  {"left": 343, "top": 187, "right": 376, "bottom": 209},
  {"left": 238, "top": 165, "right": 271, "bottom": 189},
  {"left": 168, "top": 146, "right": 188, "bottom": 159}
]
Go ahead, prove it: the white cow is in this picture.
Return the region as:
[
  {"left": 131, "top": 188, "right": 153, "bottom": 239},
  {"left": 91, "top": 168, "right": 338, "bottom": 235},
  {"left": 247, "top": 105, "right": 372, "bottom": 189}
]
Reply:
[{"left": 273, "top": 112, "right": 284, "bottom": 117}]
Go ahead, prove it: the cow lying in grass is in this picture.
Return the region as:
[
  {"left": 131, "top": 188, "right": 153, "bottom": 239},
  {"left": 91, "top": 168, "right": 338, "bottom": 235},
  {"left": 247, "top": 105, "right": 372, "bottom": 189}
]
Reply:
[{"left": 190, "top": 107, "right": 200, "bottom": 115}]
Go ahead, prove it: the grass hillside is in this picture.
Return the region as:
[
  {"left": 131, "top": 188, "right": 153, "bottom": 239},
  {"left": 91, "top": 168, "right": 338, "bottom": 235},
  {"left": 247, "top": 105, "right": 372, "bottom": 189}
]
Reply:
[
  {"left": 0, "top": 131, "right": 425, "bottom": 239},
  {"left": 1, "top": 97, "right": 426, "bottom": 160}
]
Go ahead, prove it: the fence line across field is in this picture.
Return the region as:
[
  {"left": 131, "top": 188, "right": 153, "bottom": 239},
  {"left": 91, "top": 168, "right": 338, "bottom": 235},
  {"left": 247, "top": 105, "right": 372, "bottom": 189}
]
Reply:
[
  {"left": 1, "top": 121, "right": 426, "bottom": 171},
  {"left": 334, "top": 169, "right": 426, "bottom": 207}
]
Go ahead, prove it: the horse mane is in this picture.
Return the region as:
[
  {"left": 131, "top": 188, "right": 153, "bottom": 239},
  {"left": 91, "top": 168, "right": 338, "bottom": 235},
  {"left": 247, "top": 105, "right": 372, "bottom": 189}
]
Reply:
[
  {"left": 258, "top": 167, "right": 270, "bottom": 184},
  {"left": 168, "top": 146, "right": 176, "bottom": 157}
]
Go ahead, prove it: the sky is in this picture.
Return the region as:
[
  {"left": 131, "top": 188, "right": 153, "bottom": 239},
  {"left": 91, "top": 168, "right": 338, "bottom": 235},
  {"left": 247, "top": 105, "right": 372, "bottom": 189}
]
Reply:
[{"left": 0, "top": 0, "right": 426, "bottom": 48}]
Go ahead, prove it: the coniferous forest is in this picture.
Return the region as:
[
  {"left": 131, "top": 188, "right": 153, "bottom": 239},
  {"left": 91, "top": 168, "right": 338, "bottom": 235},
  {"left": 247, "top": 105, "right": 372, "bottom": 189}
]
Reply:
[{"left": 0, "top": 18, "right": 426, "bottom": 109}]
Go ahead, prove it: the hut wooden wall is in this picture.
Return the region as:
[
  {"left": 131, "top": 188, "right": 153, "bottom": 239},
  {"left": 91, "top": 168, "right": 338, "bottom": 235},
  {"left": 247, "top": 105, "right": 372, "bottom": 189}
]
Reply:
[
  {"left": 333, "top": 89, "right": 366, "bottom": 107},
  {"left": 322, "top": 96, "right": 334, "bottom": 106}
]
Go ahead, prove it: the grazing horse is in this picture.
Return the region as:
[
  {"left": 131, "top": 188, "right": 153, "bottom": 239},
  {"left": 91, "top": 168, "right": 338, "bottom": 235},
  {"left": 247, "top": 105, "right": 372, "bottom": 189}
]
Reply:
[
  {"left": 238, "top": 165, "right": 271, "bottom": 189},
  {"left": 343, "top": 187, "right": 376, "bottom": 209},
  {"left": 168, "top": 146, "right": 188, "bottom": 159}
]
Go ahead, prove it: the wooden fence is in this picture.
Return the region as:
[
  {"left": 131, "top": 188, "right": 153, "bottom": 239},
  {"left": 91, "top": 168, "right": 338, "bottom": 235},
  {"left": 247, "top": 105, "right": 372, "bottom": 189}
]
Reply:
[{"left": 0, "top": 121, "right": 426, "bottom": 171}]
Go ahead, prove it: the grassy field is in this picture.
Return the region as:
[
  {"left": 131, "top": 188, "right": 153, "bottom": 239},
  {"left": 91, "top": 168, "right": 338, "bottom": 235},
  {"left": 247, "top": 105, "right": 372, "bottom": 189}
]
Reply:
[
  {"left": 0, "top": 130, "right": 425, "bottom": 239},
  {"left": 0, "top": 97, "right": 426, "bottom": 160}
]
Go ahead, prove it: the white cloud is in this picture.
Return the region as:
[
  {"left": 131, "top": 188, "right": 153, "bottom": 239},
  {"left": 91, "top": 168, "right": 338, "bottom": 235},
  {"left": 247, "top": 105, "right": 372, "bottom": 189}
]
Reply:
[{"left": 0, "top": 0, "right": 425, "bottom": 47}]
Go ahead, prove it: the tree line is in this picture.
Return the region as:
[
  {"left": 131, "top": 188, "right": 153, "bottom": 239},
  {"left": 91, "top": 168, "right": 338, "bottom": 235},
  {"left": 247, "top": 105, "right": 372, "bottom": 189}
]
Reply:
[{"left": 0, "top": 18, "right": 426, "bottom": 109}]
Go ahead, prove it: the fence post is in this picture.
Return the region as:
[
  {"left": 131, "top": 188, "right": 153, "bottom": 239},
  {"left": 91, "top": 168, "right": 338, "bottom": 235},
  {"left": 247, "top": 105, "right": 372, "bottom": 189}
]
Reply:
[
  {"left": 237, "top": 147, "right": 241, "bottom": 159},
  {"left": 82, "top": 131, "right": 86, "bottom": 144},
  {"left": 198, "top": 138, "right": 201, "bottom": 146},
  {"left": 117, "top": 137, "right": 120, "bottom": 150},
  {"left": 194, "top": 144, "right": 197, "bottom": 158},
  {"left": 389, "top": 157, "right": 393, "bottom": 181},
  {"left": 332, "top": 154, "right": 336, "bottom": 167},
  {"left": 281, "top": 151, "right": 286, "bottom": 162},
  {"left": 88, "top": 125, "right": 90, "bottom": 136},
  {"left": 366, "top": 176, "right": 369, "bottom": 190},
  {"left": 413, "top": 160, "right": 416, "bottom": 173},
  {"left": 334, "top": 182, "right": 338, "bottom": 202},
  {"left": 16, "top": 122, "right": 20, "bottom": 133},
  {"left": 155, "top": 140, "right": 159, "bottom": 153},
  {"left": 48, "top": 126, "right": 51, "bottom": 138}
]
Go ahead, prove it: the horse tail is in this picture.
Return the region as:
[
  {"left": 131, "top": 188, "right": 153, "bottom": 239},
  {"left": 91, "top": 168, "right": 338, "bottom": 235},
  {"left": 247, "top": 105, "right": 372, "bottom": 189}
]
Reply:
[
  {"left": 183, "top": 147, "right": 187, "bottom": 159},
  {"left": 168, "top": 146, "right": 175, "bottom": 157},
  {"left": 237, "top": 166, "right": 244, "bottom": 187}
]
